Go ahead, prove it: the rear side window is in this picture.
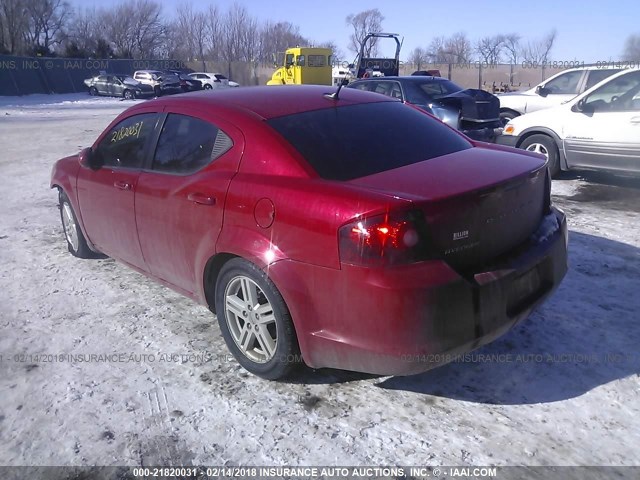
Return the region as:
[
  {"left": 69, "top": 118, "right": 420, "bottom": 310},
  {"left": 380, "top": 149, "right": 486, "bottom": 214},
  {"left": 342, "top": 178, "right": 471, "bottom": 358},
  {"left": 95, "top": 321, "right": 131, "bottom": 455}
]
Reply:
[
  {"left": 267, "top": 102, "right": 471, "bottom": 181},
  {"left": 95, "top": 113, "right": 158, "bottom": 169},
  {"left": 585, "top": 69, "right": 622, "bottom": 89},
  {"left": 152, "top": 114, "right": 233, "bottom": 174}
]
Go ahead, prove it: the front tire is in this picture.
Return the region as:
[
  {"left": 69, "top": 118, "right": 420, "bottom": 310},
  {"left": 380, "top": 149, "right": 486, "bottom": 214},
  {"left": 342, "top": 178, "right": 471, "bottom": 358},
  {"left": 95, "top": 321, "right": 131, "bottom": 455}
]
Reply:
[
  {"left": 214, "top": 258, "right": 300, "bottom": 380},
  {"left": 123, "top": 89, "right": 134, "bottom": 100},
  {"left": 520, "top": 134, "right": 560, "bottom": 177},
  {"left": 89, "top": 87, "right": 98, "bottom": 96},
  {"left": 58, "top": 190, "right": 93, "bottom": 258}
]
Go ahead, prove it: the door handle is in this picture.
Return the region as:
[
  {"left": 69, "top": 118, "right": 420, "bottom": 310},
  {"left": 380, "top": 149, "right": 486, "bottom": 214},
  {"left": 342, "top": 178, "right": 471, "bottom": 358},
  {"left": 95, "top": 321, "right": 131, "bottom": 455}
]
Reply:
[
  {"left": 187, "top": 192, "right": 216, "bottom": 205},
  {"left": 114, "top": 180, "right": 132, "bottom": 190}
]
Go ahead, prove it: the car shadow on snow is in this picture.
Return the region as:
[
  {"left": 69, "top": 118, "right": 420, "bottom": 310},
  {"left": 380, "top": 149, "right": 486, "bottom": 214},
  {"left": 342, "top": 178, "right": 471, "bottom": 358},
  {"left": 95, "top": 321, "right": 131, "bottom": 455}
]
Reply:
[
  {"left": 555, "top": 170, "right": 640, "bottom": 213},
  {"left": 376, "top": 231, "right": 640, "bottom": 405}
]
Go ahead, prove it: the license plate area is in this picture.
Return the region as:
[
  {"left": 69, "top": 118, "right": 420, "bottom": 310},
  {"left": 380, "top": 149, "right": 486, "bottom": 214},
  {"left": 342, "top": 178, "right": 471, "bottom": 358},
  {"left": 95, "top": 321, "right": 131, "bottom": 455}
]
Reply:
[{"left": 506, "top": 266, "right": 543, "bottom": 316}]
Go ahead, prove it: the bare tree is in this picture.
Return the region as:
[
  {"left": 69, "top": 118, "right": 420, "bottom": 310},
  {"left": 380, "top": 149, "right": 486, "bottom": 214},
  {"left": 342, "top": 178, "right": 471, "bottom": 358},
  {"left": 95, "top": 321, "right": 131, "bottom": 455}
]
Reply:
[
  {"left": 258, "top": 21, "right": 308, "bottom": 65},
  {"left": 622, "top": 34, "right": 640, "bottom": 60},
  {"left": 408, "top": 46, "right": 427, "bottom": 71},
  {"left": 170, "top": 3, "right": 208, "bottom": 63},
  {"left": 475, "top": 34, "right": 504, "bottom": 64},
  {"left": 102, "top": 4, "right": 136, "bottom": 58},
  {"left": 345, "top": 8, "right": 384, "bottom": 57},
  {"left": 427, "top": 33, "right": 472, "bottom": 64},
  {"left": 206, "top": 4, "right": 221, "bottom": 61},
  {"left": 522, "top": 29, "right": 557, "bottom": 64},
  {"left": 24, "top": 0, "right": 73, "bottom": 54},
  {"left": 426, "top": 36, "right": 447, "bottom": 62},
  {"left": 503, "top": 33, "right": 521, "bottom": 64},
  {"left": 219, "top": 3, "right": 253, "bottom": 78},
  {"left": 1, "top": 0, "right": 29, "bottom": 53},
  {"left": 444, "top": 32, "right": 472, "bottom": 64},
  {"left": 101, "top": 0, "right": 164, "bottom": 59},
  {"left": 131, "top": 0, "right": 164, "bottom": 58},
  {"left": 65, "top": 7, "right": 99, "bottom": 57}
]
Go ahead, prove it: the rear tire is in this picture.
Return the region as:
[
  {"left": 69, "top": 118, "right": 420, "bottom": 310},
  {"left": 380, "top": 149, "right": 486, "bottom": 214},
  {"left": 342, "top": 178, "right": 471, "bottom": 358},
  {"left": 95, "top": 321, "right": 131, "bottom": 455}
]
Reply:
[
  {"left": 214, "top": 258, "right": 300, "bottom": 380},
  {"left": 204, "top": 84, "right": 212, "bottom": 90},
  {"left": 59, "top": 190, "right": 93, "bottom": 258},
  {"left": 520, "top": 134, "right": 560, "bottom": 177},
  {"left": 89, "top": 87, "right": 98, "bottom": 96}
]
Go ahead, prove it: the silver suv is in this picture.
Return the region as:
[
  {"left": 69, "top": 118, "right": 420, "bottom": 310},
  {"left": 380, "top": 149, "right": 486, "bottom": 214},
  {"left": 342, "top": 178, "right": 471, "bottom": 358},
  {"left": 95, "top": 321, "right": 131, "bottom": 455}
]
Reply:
[
  {"left": 498, "top": 66, "right": 622, "bottom": 124},
  {"left": 132, "top": 70, "right": 180, "bottom": 96}
]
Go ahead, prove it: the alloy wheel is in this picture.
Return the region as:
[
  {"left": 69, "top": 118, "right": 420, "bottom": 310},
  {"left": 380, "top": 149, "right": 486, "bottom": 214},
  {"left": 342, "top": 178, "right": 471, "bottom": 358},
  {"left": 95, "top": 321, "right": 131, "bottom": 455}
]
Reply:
[
  {"left": 62, "top": 202, "right": 79, "bottom": 251},
  {"left": 224, "top": 275, "right": 278, "bottom": 363},
  {"left": 525, "top": 142, "right": 549, "bottom": 160}
]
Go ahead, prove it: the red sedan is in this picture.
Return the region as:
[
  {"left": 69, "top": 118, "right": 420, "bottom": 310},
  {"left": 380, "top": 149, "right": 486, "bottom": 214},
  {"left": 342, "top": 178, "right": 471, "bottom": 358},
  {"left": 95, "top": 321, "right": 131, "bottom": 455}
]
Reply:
[{"left": 50, "top": 86, "right": 568, "bottom": 380}]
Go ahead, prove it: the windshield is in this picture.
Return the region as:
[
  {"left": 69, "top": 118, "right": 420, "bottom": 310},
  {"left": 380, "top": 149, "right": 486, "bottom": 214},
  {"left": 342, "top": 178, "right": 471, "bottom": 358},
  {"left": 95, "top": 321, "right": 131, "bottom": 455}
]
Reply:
[{"left": 267, "top": 102, "right": 471, "bottom": 181}]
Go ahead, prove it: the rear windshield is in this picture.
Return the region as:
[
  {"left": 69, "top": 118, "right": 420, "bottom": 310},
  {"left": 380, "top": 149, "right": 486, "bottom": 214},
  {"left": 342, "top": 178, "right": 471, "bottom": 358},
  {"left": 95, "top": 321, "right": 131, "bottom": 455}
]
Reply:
[
  {"left": 267, "top": 102, "right": 471, "bottom": 181},
  {"left": 418, "top": 79, "right": 463, "bottom": 99}
]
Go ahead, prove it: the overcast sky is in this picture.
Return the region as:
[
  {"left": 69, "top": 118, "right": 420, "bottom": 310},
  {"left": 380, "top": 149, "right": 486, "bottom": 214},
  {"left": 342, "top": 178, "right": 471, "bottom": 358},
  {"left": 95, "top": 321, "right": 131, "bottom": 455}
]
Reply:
[{"left": 75, "top": 0, "right": 639, "bottom": 62}]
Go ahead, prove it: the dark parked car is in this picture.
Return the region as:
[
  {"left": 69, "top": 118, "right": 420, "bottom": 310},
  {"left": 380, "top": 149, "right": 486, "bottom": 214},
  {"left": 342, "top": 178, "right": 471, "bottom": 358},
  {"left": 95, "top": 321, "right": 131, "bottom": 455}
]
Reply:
[
  {"left": 51, "top": 86, "right": 568, "bottom": 380},
  {"left": 84, "top": 74, "right": 154, "bottom": 99},
  {"left": 348, "top": 76, "right": 503, "bottom": 142},
  {"left": 165, "top": 70, "right": 202, "bottom": 92}
]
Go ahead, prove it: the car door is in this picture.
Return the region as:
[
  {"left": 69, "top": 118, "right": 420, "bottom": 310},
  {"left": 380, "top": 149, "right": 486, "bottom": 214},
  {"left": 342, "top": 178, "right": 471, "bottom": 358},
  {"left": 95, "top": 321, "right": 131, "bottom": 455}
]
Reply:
[
  {"left": 564, "top": 71, "right": 640, "bottom": 172},
  {"left": 76, "top": 111, "right": 161, "bottom": 270},
  {"left": 106, "top": 76, "right": 121, "bottom": 97},
  {"left": 135, "top": 109, "right": 244, "bottom": 295},
  {"left": 525, "top": 70, "right": 585, "bottom": 113},
  {"left": 95, "top": 75, "right": 109, "bottom": 95}
]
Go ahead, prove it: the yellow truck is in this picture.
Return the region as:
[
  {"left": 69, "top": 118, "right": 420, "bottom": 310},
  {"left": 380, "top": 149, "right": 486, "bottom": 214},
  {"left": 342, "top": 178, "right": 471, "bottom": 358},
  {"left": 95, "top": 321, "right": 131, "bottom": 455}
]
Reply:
[{"left": 267, "top": 47, "right": 332, "bottom": 86}]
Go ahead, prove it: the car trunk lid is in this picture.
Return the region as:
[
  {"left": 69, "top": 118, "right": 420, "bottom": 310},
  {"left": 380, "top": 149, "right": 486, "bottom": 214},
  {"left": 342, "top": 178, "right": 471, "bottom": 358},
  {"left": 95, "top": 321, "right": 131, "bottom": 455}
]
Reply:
[
  {"left": 438, "top": 88, "right": 500, "bottom": 123},
  {"left": 348, "top": 146, "right": 547, "bottom": 270}
]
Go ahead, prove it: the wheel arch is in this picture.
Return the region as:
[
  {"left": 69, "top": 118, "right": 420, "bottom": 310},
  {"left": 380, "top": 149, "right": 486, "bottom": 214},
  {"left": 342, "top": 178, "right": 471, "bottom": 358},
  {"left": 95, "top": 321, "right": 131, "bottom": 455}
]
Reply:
[
  {"left": 203, "top": 252, "right": 239, "bottom": 313},
  {"left": 499, "top": 107, "right": 521, "bottom": 117},
  {"left": 52, "top": 184, "right": 100, "bottom": 254},
  {"left": 516, "top": 127, "right": 568, "bottom": 171}
]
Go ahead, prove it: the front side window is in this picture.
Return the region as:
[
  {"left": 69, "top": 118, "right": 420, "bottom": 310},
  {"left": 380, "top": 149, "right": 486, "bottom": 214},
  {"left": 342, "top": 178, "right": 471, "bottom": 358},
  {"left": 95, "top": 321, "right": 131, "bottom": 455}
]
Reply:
[
  {"left": 297, "top": 55, "right": 305, "bottom": 66},
  {"left": 582, "top": 72, "right": 640, "bottom": 112},
  {"left": 95, "top": 114, "right": 158, "bottom": 169},
  {"left": 152, "top": 114, "right": 233, "bottom": 174},
  {"left": 544, "top": 71, "right": 583, "bottom": 94}
]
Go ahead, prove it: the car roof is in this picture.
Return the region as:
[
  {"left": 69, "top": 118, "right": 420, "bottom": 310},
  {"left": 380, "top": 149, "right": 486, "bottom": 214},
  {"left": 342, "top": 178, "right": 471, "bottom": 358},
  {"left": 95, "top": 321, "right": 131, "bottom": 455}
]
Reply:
[{"left": 141, "top": 85, "right": 397, "bottom": 119}]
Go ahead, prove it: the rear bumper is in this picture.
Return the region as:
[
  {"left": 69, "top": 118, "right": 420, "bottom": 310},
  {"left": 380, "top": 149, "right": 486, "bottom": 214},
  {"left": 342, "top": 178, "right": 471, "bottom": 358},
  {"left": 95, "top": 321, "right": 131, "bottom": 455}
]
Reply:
[{"left": 268, "top": 207, "right": 568, "bottom": 376}]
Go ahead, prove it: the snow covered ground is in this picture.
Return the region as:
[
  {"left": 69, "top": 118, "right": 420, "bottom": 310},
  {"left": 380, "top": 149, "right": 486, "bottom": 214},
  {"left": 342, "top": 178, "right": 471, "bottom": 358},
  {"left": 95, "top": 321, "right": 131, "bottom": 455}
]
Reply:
[{"left": 0, "top": 94, "right": 639, "bottom": 471}]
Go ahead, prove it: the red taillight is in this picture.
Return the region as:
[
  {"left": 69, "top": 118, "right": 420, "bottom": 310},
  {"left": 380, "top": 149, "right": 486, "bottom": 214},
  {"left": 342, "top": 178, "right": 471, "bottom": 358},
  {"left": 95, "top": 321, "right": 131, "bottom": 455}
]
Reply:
[{"left": 339, "top": 210, "right": 430, "bottom": 266}]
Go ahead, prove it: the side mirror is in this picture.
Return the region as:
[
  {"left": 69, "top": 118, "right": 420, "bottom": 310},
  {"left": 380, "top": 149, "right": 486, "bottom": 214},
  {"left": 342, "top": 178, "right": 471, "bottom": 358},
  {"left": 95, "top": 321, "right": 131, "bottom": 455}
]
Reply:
[
  {"left": 535, "top": 85, "right": 550, "bottom": 97},
  {"left": 78, "top": 147, "right": 101, "bottom": 170},
  {"left": 573, "top": 98, "right": 594, "bottom": 114}
]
